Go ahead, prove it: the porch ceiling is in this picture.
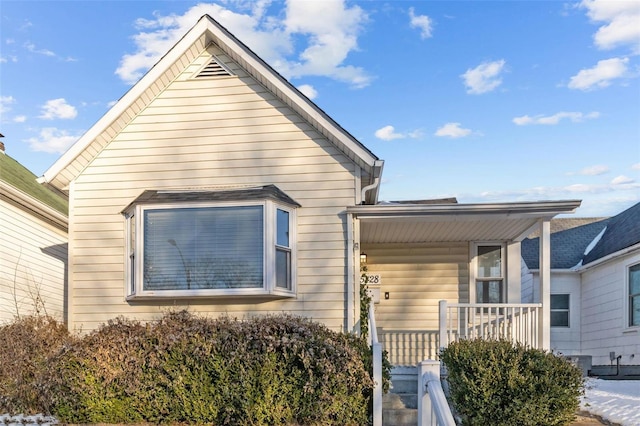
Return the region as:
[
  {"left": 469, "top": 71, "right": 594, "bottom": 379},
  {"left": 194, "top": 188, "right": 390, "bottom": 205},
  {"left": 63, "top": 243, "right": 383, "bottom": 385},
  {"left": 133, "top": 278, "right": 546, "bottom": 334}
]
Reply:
[{"left": 348, "top": 200, "right": 582, "bottom": 244}]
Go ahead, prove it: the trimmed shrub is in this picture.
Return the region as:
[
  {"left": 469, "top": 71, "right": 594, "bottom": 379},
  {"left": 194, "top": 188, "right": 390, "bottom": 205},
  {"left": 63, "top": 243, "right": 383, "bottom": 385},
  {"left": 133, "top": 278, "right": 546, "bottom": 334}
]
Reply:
[
  {"left": 43, "top": 311, "right": 374, "bottom": 425},
  {"left": 440, "top": 339, "right": 584, "bottom": 426},
  {"left": 0, "top": 315, "right": 74, "bottom": 414}
]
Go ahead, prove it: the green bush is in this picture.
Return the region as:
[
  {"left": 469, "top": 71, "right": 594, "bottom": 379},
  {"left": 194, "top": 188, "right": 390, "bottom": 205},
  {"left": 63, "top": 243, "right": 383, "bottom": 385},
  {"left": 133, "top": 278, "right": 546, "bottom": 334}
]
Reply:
[
  {"left": 440, "top": 339, "right": 584, "bottom": 426},
  {"left": 42, "top": 311, "right": 374, "bottom": 425},
  {"left": 0, "top": 315, "right": 74, "bottom": 414}
]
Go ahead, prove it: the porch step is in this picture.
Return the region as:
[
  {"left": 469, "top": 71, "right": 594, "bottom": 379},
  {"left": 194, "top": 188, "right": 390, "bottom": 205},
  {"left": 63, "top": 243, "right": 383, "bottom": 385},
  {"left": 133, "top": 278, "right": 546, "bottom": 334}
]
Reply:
[
  {"left": 382, "top": 408, "right": 418, "bottom": 426},
  {"left": 383, "top": 366, "right": 418, "bottom": 426}
]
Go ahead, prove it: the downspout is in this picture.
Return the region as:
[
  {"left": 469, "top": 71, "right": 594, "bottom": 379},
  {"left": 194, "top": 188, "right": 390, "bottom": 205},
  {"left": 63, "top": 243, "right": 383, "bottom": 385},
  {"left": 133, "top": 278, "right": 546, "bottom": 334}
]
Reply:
[
  {"left": 360, "top": 177, "right": 380, "bottom": 205},
  {"left": 360, "top": 160, "right": 384, "bottom": 205}
]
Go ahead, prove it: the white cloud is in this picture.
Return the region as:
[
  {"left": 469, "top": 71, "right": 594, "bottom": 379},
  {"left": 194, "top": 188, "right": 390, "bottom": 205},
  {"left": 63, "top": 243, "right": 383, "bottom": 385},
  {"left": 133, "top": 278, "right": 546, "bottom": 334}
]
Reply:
[
  {"left": 375, "top": 125, "right": 404, "bottom": 141},
  {"left": 611, "top": 175, "right": 634, "bottom": 185},
  {"left": 513, "top": 111, "right": 600, "bottom": 125},
  {"left": 0, "top": 96, "right": 15, "bottom": 114},
  {"left": 297, "top": 84, "right": 318, "bottom": 99},
  {"left": 580, "top": 0, "right": 640, "bottom": 53},
  {"left": 632, "top": 163, "right": 640, "bottom": 171},
  {"left": 39, "top": 98, "right": 78, "bottom": 120},
  {"left": 577, "top": 165, "right": 610, "bottom": 176},
  {"left": 409, "top": 7, "right": 433, "bottom": 39},
  {"left": 461, "top": 60, "right": 506, "bottom": 94},
  {"left": 374, "top": 125, "right": 422, "bottom": 141},
  {"left": 13, "top": 115, "right": 27, "bottom": 123},
  {"left": 24, "top": 41, "right": 55, "bottom": 57},
  {"left": 568, "top": 57, "right": 629, "bottom": 90},
  {"left": 0, "top": 55, "right": 18, "bottom": 63},
  {"left": 116, "top": 1, "right": 371, "bottom": 88},
  {"left": 434, "top": 122, "right": 472, "bottom": 138},
  {"left": 25, "top": 127, "right": 82, "bottom": 154}
]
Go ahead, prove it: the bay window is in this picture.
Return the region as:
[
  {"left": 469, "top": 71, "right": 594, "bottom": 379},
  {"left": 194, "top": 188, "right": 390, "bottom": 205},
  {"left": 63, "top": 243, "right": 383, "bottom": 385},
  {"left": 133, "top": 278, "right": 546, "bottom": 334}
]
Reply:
[{"left": 123, "top": 186, "right": 298, "bottom": 299}]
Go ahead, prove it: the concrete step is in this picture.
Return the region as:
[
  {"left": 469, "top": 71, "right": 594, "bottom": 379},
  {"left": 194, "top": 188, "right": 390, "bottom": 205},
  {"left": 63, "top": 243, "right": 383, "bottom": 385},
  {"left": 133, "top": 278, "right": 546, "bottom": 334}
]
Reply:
[
  {"left": 383, "top": 408, "right": 418, "bottom": 426},
  {"left": 383, "top": 392, "right": 418, "bottom": 410},
  {"left": 384, "top": 366, "right": 419, "bottom": 425}
]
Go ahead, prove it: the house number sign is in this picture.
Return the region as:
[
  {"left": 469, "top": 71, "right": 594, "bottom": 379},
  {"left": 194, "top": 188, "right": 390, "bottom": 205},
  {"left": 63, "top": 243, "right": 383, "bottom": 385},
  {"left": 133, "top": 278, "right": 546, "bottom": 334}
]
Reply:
[{"left": 361, "top": 274, "right": 382, "bottom": 285}]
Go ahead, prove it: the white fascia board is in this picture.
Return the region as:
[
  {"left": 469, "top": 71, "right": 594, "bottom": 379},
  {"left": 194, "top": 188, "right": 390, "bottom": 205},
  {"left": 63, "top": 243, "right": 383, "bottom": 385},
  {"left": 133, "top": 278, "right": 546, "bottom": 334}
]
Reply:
[
  {"left": 348, "top": 200, "right": 582, "bottom": 218},
  {"left": 201, "top": 16, "right": 380, "bottom": 170},
  {"left": 40, "top": 17, "right": 212, "bottom": 186}
]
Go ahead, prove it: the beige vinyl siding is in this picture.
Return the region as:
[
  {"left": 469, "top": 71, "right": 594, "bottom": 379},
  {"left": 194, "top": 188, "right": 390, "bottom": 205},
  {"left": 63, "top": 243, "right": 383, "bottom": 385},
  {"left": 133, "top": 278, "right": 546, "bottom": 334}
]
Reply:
[
  {"left": 362, "top": 243, "right": 469, "bottom": 364},
  {"left": 68, "top": 44, "right": 357, "bottom": 333},
  {"left": 0, "top": 200, "right": 67, "bottom": 323}
]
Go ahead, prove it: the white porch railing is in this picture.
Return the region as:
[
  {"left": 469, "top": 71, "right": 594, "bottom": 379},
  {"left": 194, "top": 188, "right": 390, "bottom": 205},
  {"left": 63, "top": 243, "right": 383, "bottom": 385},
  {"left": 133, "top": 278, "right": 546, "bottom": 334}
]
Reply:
[
  {"left": 439, "top": 300, "right": 543, "bottom": 349},
  {"left": 367, "top": 303, "right": 383, "bottom": 426},
  {"left": 417, "top": 360, "right": 456, "bottom": 426}
]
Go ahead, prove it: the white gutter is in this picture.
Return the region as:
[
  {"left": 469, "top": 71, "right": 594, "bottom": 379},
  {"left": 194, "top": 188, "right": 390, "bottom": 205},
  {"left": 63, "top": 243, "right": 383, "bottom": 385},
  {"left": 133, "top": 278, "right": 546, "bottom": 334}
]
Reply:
[
  {"left": 348, "top": 200, "right": 582, "bottom": 217},
  {"left": 0, "top": 181, "right": 68, "bottom": 231}
]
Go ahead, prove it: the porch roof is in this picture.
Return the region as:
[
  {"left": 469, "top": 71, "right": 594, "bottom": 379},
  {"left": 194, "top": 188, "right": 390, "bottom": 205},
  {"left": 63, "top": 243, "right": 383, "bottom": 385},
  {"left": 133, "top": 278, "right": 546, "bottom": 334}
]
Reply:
[{"left": 348, "top": 200, "right": 581, "bottom": 244}]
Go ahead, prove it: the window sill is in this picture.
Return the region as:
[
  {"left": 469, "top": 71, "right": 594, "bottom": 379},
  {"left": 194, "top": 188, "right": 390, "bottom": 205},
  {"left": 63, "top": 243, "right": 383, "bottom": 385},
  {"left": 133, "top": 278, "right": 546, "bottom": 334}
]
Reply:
[
  {"left": 126, "top": 288, "right": 296, "bottom": 302},
  {"left": 622, "top": 327, "right": 639, "bottom": 335}
]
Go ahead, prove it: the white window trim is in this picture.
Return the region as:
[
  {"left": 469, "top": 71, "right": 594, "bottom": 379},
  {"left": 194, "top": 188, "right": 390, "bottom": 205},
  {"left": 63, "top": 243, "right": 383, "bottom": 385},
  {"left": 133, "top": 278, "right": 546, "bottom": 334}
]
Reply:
[
  {"left": 550, "top": 293, "right": 570, "bottom": 328},
  {"left": 470, "top": 242, "right": 506, "bottom": 304},
  {"left": 124, "top": 199, "right": 296, "bottom": 300},
  {"left": 625, "top": 257, "right": 640, "bottom": 330}
]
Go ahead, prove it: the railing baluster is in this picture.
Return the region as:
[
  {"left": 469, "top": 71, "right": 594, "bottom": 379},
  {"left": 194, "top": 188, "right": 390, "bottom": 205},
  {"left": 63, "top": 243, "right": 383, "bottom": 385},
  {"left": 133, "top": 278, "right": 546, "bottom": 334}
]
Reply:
[{"left": 439, "top": 301, "right": 543, "bottom": 349}]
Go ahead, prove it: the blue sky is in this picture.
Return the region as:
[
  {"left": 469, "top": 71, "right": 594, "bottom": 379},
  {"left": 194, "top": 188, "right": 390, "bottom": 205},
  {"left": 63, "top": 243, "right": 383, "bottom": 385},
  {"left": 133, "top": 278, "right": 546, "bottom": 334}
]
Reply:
[{"left": 1, "top": 0, "right": 638, "bottom": 217}]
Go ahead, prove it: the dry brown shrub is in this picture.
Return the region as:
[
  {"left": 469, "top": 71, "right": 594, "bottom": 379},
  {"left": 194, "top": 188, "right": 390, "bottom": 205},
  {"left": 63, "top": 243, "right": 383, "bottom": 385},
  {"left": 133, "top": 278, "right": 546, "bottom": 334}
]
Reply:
[{"left": 0, "top": 315, "right": 74, "bottom": 414}]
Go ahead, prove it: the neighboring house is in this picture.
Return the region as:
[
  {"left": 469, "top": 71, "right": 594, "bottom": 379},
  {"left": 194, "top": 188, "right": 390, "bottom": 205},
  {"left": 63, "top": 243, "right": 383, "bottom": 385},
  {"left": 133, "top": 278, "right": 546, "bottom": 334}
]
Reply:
[
  {"left": 38, "top": 15, "right": 580, "bottom": 367},
  {"left": 0, "top": 138, "right": 68, "bottom": 323},
  {"left": 522, "top": 202, "right": 640, "bottom": 373}
]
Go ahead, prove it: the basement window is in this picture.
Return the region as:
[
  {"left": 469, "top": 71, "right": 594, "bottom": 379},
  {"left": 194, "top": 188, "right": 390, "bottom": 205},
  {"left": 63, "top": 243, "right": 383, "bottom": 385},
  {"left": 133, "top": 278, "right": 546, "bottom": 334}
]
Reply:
[{"left": 123, "top": 186, "right": 298, "bottom": 299}]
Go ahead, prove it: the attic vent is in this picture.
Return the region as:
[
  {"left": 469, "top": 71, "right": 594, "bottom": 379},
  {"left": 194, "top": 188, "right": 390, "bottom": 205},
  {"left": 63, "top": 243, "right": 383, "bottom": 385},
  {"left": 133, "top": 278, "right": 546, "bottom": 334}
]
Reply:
[{"left": 196, "top": 56, "right": 233, "bottom": 78}]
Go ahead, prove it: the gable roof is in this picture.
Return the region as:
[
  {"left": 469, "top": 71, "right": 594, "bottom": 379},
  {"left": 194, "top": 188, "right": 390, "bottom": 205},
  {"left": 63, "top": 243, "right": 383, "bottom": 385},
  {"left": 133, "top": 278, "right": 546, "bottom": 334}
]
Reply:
[
  {"left": 521, "top": 218, "right": 609, "bottom": 269},
  {"left": 582, "top": 201, "right": 640, "bottom": 265},
  {"left": 40, "top": 14, "right": 383, "bottom": 201},
  {"left": 0, "top": 150, "right": 68, "bottom": 230},
  {"left": 522, "top": 202, "right": 640, "bottom": 270}
]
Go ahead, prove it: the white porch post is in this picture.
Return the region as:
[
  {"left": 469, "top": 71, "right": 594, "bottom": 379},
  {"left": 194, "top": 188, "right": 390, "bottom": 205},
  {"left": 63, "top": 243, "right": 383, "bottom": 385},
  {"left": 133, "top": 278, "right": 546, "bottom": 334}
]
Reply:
[{"left": 538, "top": 219, "right": 551, "bottom": 350}]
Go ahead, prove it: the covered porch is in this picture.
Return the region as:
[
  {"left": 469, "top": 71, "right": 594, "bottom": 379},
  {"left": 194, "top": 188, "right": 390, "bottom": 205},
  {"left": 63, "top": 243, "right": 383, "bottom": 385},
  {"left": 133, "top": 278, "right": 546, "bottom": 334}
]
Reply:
[{"left": 348, "top": 200, "right": 581, "bottom": 366}]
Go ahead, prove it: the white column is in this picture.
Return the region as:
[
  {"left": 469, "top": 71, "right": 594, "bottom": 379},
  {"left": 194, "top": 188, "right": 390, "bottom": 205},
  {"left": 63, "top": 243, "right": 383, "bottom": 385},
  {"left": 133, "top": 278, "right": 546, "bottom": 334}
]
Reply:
[
  {"left": 539, "top": 220, "right": 551, "bottom": 350},
  {"left": 507, "top": 241, "right": 521, "bottom": 303}
]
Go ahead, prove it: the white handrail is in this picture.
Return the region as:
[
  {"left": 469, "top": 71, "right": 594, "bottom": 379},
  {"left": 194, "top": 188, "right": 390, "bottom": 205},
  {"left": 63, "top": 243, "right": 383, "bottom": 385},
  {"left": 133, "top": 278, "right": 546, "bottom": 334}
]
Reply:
[
  {"left": 368, "top": 303, "right": 382, "bottom": 426},
  {"left": 418, "top": 360, "right": 456, "bottom": 426}
]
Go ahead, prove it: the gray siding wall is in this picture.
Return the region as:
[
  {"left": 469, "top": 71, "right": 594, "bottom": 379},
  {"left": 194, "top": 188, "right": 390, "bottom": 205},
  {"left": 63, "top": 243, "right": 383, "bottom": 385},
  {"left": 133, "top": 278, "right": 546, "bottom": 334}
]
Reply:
[
  {"left": 1, "top": 201, "right": 67, "bottom": 322},
  {"left": 580, "top": 252, "right": 640, "bottom": 366}
]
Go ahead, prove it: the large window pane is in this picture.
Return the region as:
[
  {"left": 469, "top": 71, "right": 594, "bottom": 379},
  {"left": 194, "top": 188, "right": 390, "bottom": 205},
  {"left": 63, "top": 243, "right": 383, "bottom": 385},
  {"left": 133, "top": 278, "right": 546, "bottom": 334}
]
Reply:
[
  {"left": 476, "top": 280, "right": 503, "bottom": 303},
  {"left": 276, "top": 248, "right": 290, "bottom": 289},
  {"left": 551, "top": 311, "right": 570, "bottom": 327},
  {"left": 551, "top": 294, "right": 569, "bottom": 310},
  {"left": 477, "top": 245, "right": 501, "bottom": 278},
  {"left": 277, "top": 209, "right": 290, "bottom": 247},
  {"left": 143, "top": 205, "right": 263, "bottom": 290}
]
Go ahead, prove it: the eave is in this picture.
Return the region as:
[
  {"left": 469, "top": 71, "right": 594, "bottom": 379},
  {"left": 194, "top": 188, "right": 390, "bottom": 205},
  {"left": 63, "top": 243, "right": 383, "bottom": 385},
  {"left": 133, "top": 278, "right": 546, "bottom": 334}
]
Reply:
[
  {"left": 348, "top": 200, "right": 582, "bottom": 244},
  {"left": 0, "top": 181, "right": 68, "bottom": 232}
]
